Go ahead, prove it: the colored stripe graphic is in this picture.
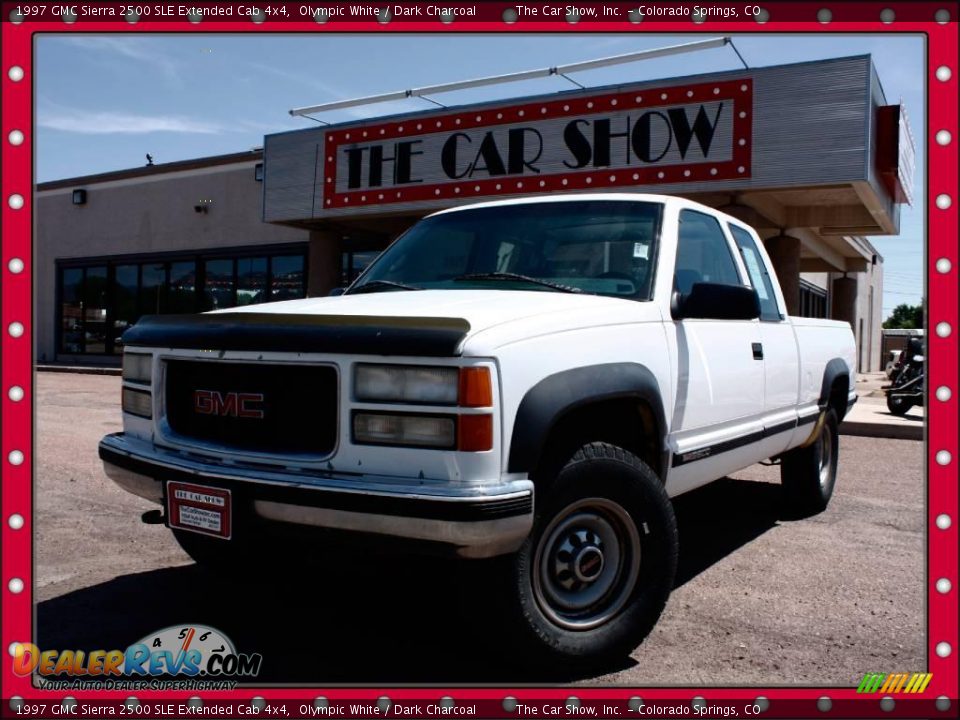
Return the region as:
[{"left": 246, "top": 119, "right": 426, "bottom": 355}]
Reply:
[
  {"left": 858, "top": 673, "right": 886, "bottom": 693},
  {"left": 857, "top": 673, "right": 933, "bottom": 693},
  {"left": 880, "top": 673, "right": 901, "bottom": 693}
]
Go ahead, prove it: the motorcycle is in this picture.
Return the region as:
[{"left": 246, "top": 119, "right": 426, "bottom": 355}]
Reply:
[{"left": 885, "top": 338, "right": 924, "bottom": 416}]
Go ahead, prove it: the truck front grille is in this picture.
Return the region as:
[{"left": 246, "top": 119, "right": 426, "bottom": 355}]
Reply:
[{"left": 164, "top": 360, "right": 337, "bottom": 456}]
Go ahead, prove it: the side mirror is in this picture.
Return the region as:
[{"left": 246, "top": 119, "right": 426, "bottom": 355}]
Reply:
[
  {"left": 672, "top": 282, "right": 761, "bottom": 321},
  {"left": 327, "top": 287, "right": 345, "bottom": 297}
]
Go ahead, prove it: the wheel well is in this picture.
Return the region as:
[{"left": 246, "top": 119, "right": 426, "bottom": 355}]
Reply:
[
  {"left": 828, "top": 376, "right": 849, "bottom": 421},
  {"left": 531, "top": 398, "right": 663, "bottom": 490}
]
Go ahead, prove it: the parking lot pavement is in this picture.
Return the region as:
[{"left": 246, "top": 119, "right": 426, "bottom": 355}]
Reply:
[{"left": 34, "top": 372, "right": 924, "bottom": 685}]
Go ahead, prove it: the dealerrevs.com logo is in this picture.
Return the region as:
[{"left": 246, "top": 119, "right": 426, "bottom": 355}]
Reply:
[{"left": 12, "top": 625, "right": 262, "bottom": 690}]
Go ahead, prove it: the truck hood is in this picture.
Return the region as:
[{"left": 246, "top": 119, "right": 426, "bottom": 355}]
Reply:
[
  {"left": 224, "top": 289, "right": 629, "bottom": 324},
  {"left": 223, "top": 290, "right": 659, "bottom": 350},
  {"left": 123, "top": 290, "right": 661, "bottom": 357}
]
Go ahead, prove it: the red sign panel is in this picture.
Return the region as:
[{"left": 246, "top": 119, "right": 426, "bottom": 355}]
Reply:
[
  {"left": 876, "top": 103, "right": 916, "bottom": 206},
  {"left": 321, "top": 78, "right": 753, "bottom": 211}
]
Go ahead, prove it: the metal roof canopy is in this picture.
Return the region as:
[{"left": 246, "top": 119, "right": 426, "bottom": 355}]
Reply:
[
  {"left": 267, "top": 54, "right": 905, "bottom": 273},
  {"left": 289, "top": 37, "right": 730, "bottom": 118}
]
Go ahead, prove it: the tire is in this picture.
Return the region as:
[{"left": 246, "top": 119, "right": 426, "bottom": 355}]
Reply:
[
  {"left": 498, "top": 442, "right": 678, "bottom": 667},
  {"left": 781, "top": 408, "right": 839, "bottom": 516},
  {"left": 886, "top": 392, "right": 912, "bottom": 416}
]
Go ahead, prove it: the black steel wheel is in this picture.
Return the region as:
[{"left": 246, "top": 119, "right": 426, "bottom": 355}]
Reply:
[
  {"left": 501, "top": 442, "right": 678, "bottom": 666},
  {"left": 781, "top": 408, "right": 840, "bottom": 516}
]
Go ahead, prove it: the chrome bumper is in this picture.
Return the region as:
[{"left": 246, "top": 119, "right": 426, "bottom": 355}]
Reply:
[{"left": 99, "top": 433, "right": 533, "bottom": 559}]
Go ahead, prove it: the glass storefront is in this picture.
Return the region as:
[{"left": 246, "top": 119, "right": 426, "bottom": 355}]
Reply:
[
  {"left": 58, "top": 247, "right": 306, "bottom": 355},
  {"left": 60, "top": 267, "right": 85, "bottom": 354}
]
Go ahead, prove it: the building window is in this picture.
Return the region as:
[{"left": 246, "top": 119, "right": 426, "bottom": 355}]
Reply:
[
  {"left": 270, "top": 255, "right": 305, "bottom": 300},
  {"left": 60, "top": 268, "right": 85, "bottom": 353},
  {"left": 203, "top": 259, "right": 235, "bottom": 310},
  {"left": 254, "top": 163, "right": 264, "bottom": 182},
  {"left": 83, "top": 266, "right": 109, "bottom": 353},
  {"left": 237, "top": 257, "right": 268, "bottom": 306},
  {"left": 57, "top": 246, "right": 306, "bottom": 355},
  {"left": 140, "top": 263, "right": 166, "bottom": 315},
  {"left": 799, "top": 280, "right": 828, "bottom": 319},
  {"left": 341, "top": 250, "right": 381, "bottom": 287},
  {"left": 59, "top": 266, "right": 110, "bottom": 354},
  {"left": 168, "top": 261, "right": 198, "bottom": 314},
  {"left": 112, "top": 265, "right": 139, "bottom": 354}
]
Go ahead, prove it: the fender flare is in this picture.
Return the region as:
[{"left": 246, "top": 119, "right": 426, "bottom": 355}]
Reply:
[
  {"left": 819, "top": 357, "right": 852, "bottom": 421},
  {"left": 506, "top": 363, "right": 668, "bottom": 477}
]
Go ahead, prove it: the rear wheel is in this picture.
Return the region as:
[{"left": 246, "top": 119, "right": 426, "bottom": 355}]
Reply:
[
  {"left": 886, "top": 392, "right": 912, "bottom": 416},
  {"left": 781, "top": 408, "right": 839, "bottom": 516},
  {"left": 499, "top": 442, "right": 678, "bottom": 666}
]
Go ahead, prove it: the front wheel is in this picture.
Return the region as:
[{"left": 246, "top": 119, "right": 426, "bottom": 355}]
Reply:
[
  {"left": 502, "top": 442, "right": 678, "bottom": 666},
  {"left": 781, "top": 408, "right": 839, "bottom": 517}
]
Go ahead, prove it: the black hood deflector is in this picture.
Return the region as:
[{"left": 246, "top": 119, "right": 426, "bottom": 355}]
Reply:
[{"left": 121, "top": 313, "right": 470, "bottom": 356}]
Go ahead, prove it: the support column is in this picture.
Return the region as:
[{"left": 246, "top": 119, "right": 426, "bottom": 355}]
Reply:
[
  {"left": 764, "top": 234, "right": 801, "bottom": 316},
  {"left": 307, "top": 230, "right": 343, "bottom": 297},
  {"left": 831, "top": 275, "right": 858, "bottom": 328}
]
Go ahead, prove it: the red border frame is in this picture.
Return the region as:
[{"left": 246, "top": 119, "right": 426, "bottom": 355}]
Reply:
[
  {"left": 1, "top": 3, "right": 957, "bottom": 718},
  {"left": 322, "top": 78, "right": 753, "bottom": 210}
]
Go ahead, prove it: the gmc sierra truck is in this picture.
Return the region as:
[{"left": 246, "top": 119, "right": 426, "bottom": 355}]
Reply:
[{"left": 100, "top": 194, "right": 857, "bottom": 664}]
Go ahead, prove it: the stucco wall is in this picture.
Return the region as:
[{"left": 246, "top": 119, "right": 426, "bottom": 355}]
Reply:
[{"left": 35, "top": 161, "right": 308, "bottom": 362}]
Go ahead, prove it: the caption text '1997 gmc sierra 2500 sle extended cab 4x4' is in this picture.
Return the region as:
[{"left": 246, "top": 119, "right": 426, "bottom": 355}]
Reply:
[{"left": 100, "top": 194, "right": 856, "bottom": 665}]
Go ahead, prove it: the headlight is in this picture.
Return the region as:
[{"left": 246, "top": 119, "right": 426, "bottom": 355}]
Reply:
[
  {"left": 122, "top": 352, "right": 152, "bottom": 385},
  {"left": 353, "top": 413, "right": 456, "bottom": 449},
  {"left": 355, "top": 364, "right": 459, "bottom": 404},
  {"left": 122, "top": 387, "right": 152, "bottom": 419}
]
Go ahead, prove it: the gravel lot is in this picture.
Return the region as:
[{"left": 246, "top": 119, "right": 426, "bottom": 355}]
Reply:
[{"left": 34, "top": 371, "right": 924, "bottom": 686}]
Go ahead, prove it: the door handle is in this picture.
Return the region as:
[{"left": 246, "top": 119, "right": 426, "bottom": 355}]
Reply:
[{"left": 752, "top": 343, "right": 764, "bottom": 360}]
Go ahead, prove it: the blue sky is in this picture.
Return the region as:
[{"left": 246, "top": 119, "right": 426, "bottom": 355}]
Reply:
[{"left": 35, "top": 33, "right": 924, "bottom": 318}]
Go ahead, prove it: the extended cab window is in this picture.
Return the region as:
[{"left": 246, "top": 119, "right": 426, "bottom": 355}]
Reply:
[
  {"left": 674, "top": 210, "right": 742, "bottom": 295},
  {"left": 728, "top": 224, "right": 782, "bottom": 322},
  {"left": 350, "top": 200, "right": 664, "bottom": 299}
]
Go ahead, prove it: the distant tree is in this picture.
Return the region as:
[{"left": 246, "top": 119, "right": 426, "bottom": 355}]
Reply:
[{"left": 883, "top": 303, "right": 923, "bottom": 329}]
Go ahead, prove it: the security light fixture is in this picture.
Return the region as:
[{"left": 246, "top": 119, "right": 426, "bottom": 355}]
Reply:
[{"left": 72, "top": 189, "right": 87, "bottom": 205}]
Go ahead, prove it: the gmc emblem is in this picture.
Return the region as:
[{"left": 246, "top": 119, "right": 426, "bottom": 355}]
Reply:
[{"left": 193, "top": 390, "right": 265, "bottom": 419}]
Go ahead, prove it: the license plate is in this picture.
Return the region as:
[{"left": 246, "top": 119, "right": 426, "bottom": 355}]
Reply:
[{"left": 167, "top": 481, "right": 232, "bottom": 540}]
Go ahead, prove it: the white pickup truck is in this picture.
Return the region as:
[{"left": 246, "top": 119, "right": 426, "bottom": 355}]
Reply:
[{"left": 100, "top": 194, "right": 856, "bottom": 664}]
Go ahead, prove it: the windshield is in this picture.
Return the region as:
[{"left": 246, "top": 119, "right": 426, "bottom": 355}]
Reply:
[{"left": 348, "top": 200, "right": 664, "bottom": 299}]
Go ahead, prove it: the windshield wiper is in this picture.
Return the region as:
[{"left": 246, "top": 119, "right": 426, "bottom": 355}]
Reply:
[
  {"left": 347, "top": 279, "right": 422, "bottom": 294},
  {"left": 453, "top": 272, "right": 582, "bottom": 294}
]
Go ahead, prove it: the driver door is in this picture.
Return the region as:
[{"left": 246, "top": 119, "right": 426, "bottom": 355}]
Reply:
[{"left": 666, "top": 209, "right": 765, "bottom": 495}]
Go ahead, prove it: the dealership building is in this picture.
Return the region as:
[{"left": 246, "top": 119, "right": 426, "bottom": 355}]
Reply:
[{"left": 36, "top": 54, "right": 911, "bottom": 372}]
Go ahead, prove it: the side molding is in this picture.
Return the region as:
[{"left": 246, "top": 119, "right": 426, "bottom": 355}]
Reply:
[{"left": 507, "top": 363, "right": 668, "bottom": 476}]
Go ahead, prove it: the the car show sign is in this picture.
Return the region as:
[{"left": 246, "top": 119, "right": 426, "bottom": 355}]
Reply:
[
  {"left": 263, "top": 57, "right": 901, "bottom": 224},
  {"left": 318, "top": 78, "right": 753, "bottom": 211}
]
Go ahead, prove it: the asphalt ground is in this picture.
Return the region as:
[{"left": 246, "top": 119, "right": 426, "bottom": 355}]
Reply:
[{"left": 33, "top": 372, "right": 924, "bottom": 686}]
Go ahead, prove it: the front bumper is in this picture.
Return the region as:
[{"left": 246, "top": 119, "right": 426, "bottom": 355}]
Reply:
[{"left": 99, "top": 433, "right": 533, "bottom": 559}]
